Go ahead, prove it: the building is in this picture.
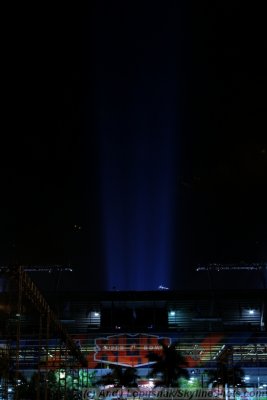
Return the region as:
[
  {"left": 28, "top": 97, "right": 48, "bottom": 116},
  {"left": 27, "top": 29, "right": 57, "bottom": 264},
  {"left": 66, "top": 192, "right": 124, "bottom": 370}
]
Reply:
[{"left": 0, "top": 269, "right": 267, "bottom": 398}]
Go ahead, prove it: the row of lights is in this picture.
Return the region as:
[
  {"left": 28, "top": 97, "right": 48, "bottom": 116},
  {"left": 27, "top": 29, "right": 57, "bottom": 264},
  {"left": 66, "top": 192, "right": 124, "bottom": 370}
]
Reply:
[
  {"left": 169, "top": 310, "right": 256, "bottom": 315},
  {"left": 244, "top": 376, "right": 267, "bottom": 388}
]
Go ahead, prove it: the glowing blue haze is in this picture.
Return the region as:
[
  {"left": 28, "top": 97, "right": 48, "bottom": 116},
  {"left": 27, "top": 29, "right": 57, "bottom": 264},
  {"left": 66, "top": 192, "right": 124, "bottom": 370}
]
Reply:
[{"left": 100, "top": 104, "right": 177, "bottom": 291}]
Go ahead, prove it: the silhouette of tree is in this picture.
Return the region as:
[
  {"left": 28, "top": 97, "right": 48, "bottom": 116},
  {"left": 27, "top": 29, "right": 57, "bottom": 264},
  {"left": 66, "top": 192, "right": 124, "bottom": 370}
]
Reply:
[
  {"left": 206, "top": 346, "right": 244, "bottom": 389},
  {"left": 0, "top": 355, "right": 29, "bottom": 399},
  {"left": 147, "top": 339, "right": 189, "bottom": 387},
  {"left": 206, "top": 364, "right": 244, "bottom": 388},
  {"left": 97, "top": 365, "right": 139, "bottom": 387},
  {"left": 0, "top": 354, "right": 9, "bottom": 381}
]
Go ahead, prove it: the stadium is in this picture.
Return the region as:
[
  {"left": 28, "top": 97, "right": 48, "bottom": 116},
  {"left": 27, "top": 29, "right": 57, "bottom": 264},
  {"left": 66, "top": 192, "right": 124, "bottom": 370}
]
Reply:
[{"left": 0, "top": 266, "right": 267, "bottom": 399}]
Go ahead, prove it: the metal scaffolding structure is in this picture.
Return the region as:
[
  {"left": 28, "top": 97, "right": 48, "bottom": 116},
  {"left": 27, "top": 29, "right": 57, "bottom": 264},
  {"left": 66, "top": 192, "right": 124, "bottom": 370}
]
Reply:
[{"left": 0, "top": 265, "right": 87, "bottom": 400}]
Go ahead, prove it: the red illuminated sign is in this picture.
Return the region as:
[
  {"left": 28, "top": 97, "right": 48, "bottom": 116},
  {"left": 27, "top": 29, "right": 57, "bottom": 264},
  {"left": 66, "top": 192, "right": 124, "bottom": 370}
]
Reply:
[{"left": 94, "top": 333, "right": 171, "bottom": 367}]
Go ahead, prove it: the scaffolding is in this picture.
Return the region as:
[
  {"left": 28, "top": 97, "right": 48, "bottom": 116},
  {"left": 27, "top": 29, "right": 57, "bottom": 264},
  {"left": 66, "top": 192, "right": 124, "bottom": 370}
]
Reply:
[{"left": 0, "top": 266, "right": 88, "bottom": 400}]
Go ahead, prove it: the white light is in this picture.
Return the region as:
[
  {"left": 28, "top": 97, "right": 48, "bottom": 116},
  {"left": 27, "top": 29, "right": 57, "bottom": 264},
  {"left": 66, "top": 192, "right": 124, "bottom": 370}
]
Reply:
[
  {"left": 158, "top": 285, "right": 169, "bottom": 290},
  {"left": 262, "top": 384, "right": 267, "bottom": 387},
  {"left": 245, "top": 376, "right": 250, "bottom": 381},
  {"left": 170, "top": 311, "right": 175, "bottom": 316},
  {"left": 94, "top": 312, "right": 100, "bottom": 317},
  {"left": 59, "top": 371, "right": 65, "bottom": 379},
  {"left": 249, "top": 309, "right": 254, "bottom": 314}
]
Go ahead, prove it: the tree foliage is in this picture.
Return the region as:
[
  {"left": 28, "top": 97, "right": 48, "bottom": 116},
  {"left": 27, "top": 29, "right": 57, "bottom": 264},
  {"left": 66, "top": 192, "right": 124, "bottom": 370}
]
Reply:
[
  {"left": 147, "top": 339, "right": 189, "bottom": 387},
  {"left": 97, "top": 365, "right": 139, "bottom": 387},
  {"left": 206, "top": 364, "right": 244, "bottom": 387},
  {"left": 206, "top": 347, "right": 244, "bottom": 388}
]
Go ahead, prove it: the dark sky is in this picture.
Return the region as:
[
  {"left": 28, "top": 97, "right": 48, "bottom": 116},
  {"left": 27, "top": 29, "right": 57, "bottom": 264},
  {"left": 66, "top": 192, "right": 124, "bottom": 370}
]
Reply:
[{"left": 1, "top": 1, "right": 267, "bottom": 291}]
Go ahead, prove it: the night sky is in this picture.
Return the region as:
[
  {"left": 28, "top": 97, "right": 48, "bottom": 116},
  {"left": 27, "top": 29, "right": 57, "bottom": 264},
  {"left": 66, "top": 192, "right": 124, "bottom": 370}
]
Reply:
[{"left": 1, "top": 1, "right": 267, "bottom": 291}]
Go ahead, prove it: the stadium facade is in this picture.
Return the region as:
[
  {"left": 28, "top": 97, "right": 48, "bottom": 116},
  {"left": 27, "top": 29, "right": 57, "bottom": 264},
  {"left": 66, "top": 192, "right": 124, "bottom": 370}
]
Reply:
[{"left": 0, "top": 269, "right": 267, "bottom": 398}]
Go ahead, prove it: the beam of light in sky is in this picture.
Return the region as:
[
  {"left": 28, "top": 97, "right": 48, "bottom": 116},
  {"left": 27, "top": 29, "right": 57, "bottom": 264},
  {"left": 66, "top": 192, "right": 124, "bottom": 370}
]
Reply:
[
  {"left": 92, "top": 2, "right": 180, "bottom": 291},
  {"left": 99, "top": 97, "right": 177, "bottom": 291}
]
